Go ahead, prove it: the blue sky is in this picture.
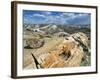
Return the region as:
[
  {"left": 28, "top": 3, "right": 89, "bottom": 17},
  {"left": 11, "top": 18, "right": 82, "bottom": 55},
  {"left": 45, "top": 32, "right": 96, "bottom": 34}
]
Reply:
[{"left": 23, "top": 10, "right": 91, "bottom": 25}]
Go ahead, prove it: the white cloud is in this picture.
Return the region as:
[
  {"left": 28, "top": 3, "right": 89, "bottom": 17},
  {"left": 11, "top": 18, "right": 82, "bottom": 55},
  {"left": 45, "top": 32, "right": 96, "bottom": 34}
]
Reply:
[
  {"left": 60, "top": 13, "right": 76, "bottom": 21},
  {"left": 33, "top": 13, "right": 46, "bottom": 18},
  {"left": 44, "top": 12, "right": 52, "bottom": 15},
  {"left": 61, "top": 13, "right": 89, "bottom": 21},
  {"left": 45, "top": 15, "right": 54, "bottom": 23},
  {"left": 24, "top": 15, "right": 33, "bottom": 18},
  {"left": 44, "top": 13, "right": 68, "bottom": 24},
  {"left": 24, "top": 10, "right": 90, "bottom": 24},
  {"left": 62, "top": 13, "right": 75, "bottom": 17}
]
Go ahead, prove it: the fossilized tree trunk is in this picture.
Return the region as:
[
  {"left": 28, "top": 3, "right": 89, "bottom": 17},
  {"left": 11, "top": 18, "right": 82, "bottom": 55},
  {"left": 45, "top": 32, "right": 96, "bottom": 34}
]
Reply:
[{"left": 31, "top": 32, "right": 90, "bottom": 68}]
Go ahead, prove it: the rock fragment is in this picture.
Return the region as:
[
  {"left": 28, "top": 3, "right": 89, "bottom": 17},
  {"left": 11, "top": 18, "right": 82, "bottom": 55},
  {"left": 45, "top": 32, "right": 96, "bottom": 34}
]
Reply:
[{"left": 31, "top": 32, "right": 90, "bottom": 68}]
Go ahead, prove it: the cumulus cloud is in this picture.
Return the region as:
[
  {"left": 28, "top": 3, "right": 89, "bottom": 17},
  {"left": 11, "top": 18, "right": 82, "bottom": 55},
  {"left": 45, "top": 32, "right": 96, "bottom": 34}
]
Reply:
[
  {"left": 33, "top": 13, "right": 46, "bottom": 18},
  {"left": 44, "top": 11, "right": 52, "bottom": 15},
  {"left": 23, "top": 10, "right": 90, "bottom": 25},
  {"left": 62, "top": 13, "right": 75, "bottom": 17}
]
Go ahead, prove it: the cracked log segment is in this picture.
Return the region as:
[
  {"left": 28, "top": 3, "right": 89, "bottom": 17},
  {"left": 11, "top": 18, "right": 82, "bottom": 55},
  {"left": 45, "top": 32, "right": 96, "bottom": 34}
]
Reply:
[
  {"left": 24, "top": 38, "right": 44, "bottom": 49},
  {"left": 31, "top": 32, "right": 90, "bottom": 68}
]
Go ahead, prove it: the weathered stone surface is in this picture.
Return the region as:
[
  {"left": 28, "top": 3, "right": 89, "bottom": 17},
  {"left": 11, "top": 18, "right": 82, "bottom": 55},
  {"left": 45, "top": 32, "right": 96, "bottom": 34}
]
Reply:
[
  {"left": 71, "top": 32, "right": 89, "bottom": 48},
  {"left": 23, "top": 49, "right": 37, "bottom": 69},
  {"left": 31, "top": 32, "right": 90, "bottom": 68},
  {"left": 31, "top": 37, "right": 64, "bottom": 64},
  {"left": 40, "top": 40, "right": 84, "bottom": 68},
  {"left": 54, "top": 32, "right": 70, "bottom": 37},
  {"left": 24, "top": 38, "right": 44, "bottom": 49}
]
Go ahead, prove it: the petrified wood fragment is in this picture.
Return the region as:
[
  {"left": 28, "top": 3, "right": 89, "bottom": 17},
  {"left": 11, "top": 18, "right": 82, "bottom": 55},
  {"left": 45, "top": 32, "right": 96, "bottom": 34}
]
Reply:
[{"left": 31, "top": 32, "right": 90, "bottom": 68}]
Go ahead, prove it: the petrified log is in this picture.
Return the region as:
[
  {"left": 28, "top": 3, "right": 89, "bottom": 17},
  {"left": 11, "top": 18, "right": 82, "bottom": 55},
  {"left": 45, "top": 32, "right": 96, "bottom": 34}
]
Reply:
[
  {"left": 24, "top": 38, "right": 44, "bottom": 49},
  {"left": 40, "top": 40, "right": 84, "bottom": 68},
  {"left": 31, "top": 32, "right": 90, "bottom": 68}
]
